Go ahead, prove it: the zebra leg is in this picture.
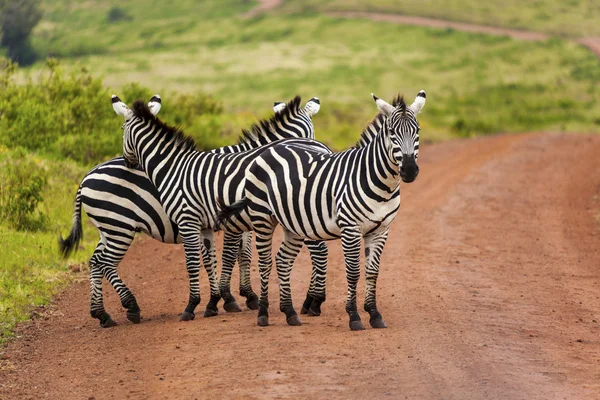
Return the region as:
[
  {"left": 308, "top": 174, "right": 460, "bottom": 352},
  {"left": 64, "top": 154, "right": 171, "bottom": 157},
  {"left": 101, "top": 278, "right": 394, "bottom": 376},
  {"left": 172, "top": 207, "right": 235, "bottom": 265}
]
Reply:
[
  {"left": 255, "top": 228, "right": 275, "bottom": 327},
  {"left": 95, "top": 235, "right": 142, "bottom": 324},
  {"left": 341, "top": 226, "right": 365, "bottom": 331},
  {"left": 364, "top": 230, "right": 389, "bottom": 329},
  {"left": 179, "top": 228, "right": 203, "bottom": 321},
  {"left": 301, "top": 239, "right": 328, "bottom": 317},
  {"left": 218, "top": 231, "right": 243, "bottom": 313},
  {"left": 276, "top": 230, "right": 304, "bottom": 326},
  {"left": 238, "top": 232, "right": 258, "bottom": 310},
  {"left": 200, "top": 229, "right": 222, "bottom": 317},
  {"left": 88, "top": 241, "right": 117, "bottom": 328}
]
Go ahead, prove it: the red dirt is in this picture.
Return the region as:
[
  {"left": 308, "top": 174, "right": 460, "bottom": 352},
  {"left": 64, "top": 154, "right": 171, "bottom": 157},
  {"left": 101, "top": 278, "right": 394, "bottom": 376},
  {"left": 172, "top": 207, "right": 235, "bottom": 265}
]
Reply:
[{"left": 1, "top": 133, "right": 600, "bottom": 399}]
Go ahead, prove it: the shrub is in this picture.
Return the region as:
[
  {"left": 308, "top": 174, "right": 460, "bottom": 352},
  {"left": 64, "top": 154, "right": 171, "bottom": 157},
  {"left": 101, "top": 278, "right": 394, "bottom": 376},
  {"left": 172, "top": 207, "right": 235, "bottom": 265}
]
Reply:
[
  {"left": 0, "top": 147, "right": 48, "bottom": 231},
  {"left": 0, "top": 58, "right": 225, "bottom": 165},
  {"left": 107, "top": 6, "right": 132, "bottom": 23}
]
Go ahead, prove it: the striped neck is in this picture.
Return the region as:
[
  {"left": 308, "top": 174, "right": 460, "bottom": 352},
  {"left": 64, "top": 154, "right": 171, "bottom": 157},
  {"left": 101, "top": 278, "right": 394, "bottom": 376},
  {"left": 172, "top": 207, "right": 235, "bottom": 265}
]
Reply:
[{"left": 360, "top": 118, "right": 400, "bottom": 195}]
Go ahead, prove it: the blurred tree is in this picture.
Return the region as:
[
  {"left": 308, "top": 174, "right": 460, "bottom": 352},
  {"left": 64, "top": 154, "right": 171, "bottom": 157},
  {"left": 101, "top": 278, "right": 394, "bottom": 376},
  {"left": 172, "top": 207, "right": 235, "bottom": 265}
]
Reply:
[{"left": 0, "top": 0, "right": 42, "bottom": 65}]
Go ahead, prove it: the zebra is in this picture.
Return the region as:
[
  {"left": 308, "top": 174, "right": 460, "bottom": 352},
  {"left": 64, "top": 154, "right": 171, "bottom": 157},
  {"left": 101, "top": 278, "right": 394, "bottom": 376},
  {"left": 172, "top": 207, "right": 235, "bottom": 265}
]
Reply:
[
  {"left": 59, "top": 95, "right": 327, "bottom": 328},
  {"left": 215, "top": 91, "right": 427, "bottom": 331}
]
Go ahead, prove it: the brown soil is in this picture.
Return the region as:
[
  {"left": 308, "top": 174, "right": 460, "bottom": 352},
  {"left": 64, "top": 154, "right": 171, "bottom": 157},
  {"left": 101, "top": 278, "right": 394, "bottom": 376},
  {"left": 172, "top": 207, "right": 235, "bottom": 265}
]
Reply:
[{"left": 1, "top": 133, "right": 600, "bottom": 399}]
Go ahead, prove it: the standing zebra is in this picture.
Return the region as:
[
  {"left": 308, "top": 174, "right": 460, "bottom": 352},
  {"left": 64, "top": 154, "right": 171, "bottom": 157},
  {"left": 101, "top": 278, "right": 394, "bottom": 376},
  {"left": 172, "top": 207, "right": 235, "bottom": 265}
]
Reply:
[
  {"left": 109, "top": 95, "right": 332, "bottom": 325},
  {"left": 60, "top": 95, "right": 326, "bottom": 328},
  {"left": 216, "top": 91, "right": 427, "bottom": 330}
]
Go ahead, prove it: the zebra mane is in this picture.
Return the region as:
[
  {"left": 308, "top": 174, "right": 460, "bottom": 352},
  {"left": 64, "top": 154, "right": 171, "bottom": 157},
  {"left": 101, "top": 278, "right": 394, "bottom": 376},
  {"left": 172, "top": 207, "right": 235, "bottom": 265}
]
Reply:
[
  {"left": 237, "top": 95, "right": 304, "bottom": 147},
  {"left": 131, "top": 100, "right": 197, "bottom": 152},
  {"left": 354, "top": 95, "right": 404, "bottom": 149}
]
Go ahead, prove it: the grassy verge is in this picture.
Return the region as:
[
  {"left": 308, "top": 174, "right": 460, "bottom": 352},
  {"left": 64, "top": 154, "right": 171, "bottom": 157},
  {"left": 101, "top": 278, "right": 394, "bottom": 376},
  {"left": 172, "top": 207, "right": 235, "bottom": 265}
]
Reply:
[
  {"left": 26, "top": 1, "right": 600, "bottom": 146},
  {"left": 0, "top": 147, "right": 98, "bottom": 344},
  {"left": 277, "top": 0, "right": 600, "bottom": 38}
]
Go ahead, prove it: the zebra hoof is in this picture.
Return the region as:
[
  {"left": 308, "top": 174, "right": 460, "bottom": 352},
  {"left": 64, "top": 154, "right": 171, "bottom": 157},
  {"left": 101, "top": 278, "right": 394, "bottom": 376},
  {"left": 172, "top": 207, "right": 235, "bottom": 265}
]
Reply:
[
  {"left": 223, "top": 301, "right": 242, "bottom": 313},
  {"left": 349, "top": 320, "right": 366, "bottom": 331},
  {"left": 180, "top": 311, "right": 195, "bottom": 321},
  {"left": 100, "top": 317, "right": 118, "bottom": 328},
  {"left": 126, "top": 311, "right": 142, "bottom": 324},
  {"left": 257, "top": 316, "right": 269, "bottom": 327},
  {"left": 286, "top": 315, "right": 302, "bottom": 326},
  {"left": 246, "top": 297, "right": 259, "bottom": 311},
  {"left": 370, "top": 318, "right": 388, "bottom": 329},
  {"left": 203, "top": 308, "right": 219, "bottom": 318},
  {"left": 307, "top": 308, "right": 321, "bottom": 317},
  {"left": 300, "top": 307, "right": 308, "bottom": 315}
]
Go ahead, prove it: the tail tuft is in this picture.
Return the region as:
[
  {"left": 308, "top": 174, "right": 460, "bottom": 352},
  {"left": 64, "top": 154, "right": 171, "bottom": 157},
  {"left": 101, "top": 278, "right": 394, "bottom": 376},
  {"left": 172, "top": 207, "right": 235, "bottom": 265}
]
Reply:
[
  {"left": 59, "top": 187, "right": 83, "bottom": 258},
  {"left": 214, "top": 197, "right": 250, "bottom": 231}
]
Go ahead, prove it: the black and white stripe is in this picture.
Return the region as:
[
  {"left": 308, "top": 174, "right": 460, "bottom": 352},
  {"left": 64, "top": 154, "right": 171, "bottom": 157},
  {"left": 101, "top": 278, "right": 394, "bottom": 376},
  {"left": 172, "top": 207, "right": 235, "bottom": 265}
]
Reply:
[
  {"left": 216, "top": 91, "right": 426, "bottom": 330},
  {"left": 60, "top": 96, "right": 325, "bottom": 327}
]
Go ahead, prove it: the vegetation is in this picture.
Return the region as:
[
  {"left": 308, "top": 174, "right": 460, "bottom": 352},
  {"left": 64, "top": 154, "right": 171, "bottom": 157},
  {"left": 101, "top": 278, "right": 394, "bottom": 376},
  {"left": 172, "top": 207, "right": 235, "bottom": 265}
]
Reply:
[
  {"left": 0, "top": 0, "right": 43, "bottom": 65},
  {"left": 0, "top": 145, "right": 93, "bottom": 342},
  {"left": 278, "top": 0, "right": 600, "bottom": 37}
]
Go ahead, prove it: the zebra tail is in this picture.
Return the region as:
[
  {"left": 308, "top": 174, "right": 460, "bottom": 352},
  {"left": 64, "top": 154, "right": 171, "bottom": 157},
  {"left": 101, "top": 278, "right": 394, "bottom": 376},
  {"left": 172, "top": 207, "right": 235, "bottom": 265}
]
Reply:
[
  {"left": 59, "top": 186, "right": 83, "bottom": 258},
  {"left": 214, "top": 197, "right": 250, "bottom": 231}
]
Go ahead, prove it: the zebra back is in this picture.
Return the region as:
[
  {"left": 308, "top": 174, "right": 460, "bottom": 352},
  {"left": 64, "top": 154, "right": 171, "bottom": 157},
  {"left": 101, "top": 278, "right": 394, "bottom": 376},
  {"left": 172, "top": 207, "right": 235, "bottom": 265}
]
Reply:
[{"left": 213, "top": 96, "right": 315, "bottom": 154}]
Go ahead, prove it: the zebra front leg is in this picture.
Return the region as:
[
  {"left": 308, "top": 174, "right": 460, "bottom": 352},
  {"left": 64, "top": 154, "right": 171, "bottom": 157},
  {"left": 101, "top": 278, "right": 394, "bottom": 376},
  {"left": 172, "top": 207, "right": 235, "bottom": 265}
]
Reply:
[
  {"left": 302, "top": 239, "right": 328, "bottom": 317},
  {"left": 364, "top": 230, "right": 389, "bottom": 329},
  {"left": 218, "top": 232, "right": 243, "bottom": 312},
  {"left": 341, "top": 226, "right": 365, "bottom": 331},
  {"left": 276, "top": 230, "right": 304, "bottom": 326},
  {"left": 200, "top": 229, "right": 222, "bottom": 317},
  {"left": 255, "top": 227, "right": 275, "bottom": 326},
  {"left": 179, "top": 228, "right": 203, "bottom": 321},
  {"left": 238, "top": 232, "right": 258, "bottom": 310}
]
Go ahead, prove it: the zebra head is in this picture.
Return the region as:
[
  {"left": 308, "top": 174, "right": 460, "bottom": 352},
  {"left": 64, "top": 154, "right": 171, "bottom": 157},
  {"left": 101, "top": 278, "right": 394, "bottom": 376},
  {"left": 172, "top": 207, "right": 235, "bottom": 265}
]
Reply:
[
  {"left": 112, "top": 94, "right": 162, "bottom": 168},
  {"left": 372, "top": 90, "right": 426, "bottom": 183}
]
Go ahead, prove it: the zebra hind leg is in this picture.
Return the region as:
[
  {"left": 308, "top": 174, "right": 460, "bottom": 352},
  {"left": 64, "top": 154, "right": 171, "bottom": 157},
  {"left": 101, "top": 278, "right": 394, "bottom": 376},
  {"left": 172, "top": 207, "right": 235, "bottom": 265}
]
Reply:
[
  {"left": 218, "top": 232, "right": 243, "bottom": 313},
  {"left": 89, "top": 252, "right": 117, "bottom": 328},
  {"left": 238, "top": 232, "right": 258, "bottom": 310},
  {"left": 97, "top": 235, "right": 142, "bottom": 324},
  {"left": 302, "top": 239, "right": 328, "bottom": 316},
  {"left": 276, "top": 230, "right": 304, "bottom": 326}
]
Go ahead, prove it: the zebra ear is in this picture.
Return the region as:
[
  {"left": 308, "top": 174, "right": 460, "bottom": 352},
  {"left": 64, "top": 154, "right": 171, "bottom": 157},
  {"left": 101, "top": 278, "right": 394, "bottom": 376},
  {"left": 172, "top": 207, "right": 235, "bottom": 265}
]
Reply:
[
  {"left": 409, "top": 90, "right": 426, "bottom": 114},
  {"left": 273, "top": 102, "right": 286, "bottom": 113},
  {"left": 372, "top": 93, "right": 395, "bottom": 117},
  {"left": 304, "top": 97, "right": 320, "bottom": 117},
  {"left": 148, "top": 94, "right": 162, "bottom": 116},
  {"left": 112, "top": 95, "right": 133, "bottom": 120}
]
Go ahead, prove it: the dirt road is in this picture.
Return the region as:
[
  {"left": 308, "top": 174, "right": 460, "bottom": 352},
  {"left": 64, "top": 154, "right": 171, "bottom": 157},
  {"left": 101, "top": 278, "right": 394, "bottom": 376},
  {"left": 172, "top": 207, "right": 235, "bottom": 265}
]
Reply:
[{"left": 1, "top": 133, "right": 599, "bottom": 399}]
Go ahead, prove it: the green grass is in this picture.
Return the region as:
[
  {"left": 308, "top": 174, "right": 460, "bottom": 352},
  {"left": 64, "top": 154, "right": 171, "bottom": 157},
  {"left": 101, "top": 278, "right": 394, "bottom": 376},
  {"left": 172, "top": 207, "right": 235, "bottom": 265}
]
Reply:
[
  {"left": 0, "top": 147, "right": 99, "bottom": 344},
  {"left": 25, "top": 1, "right": 600, "bottom": 146},
  {"left": 277, "top": 0, "right": 600, "bottom": 37}
]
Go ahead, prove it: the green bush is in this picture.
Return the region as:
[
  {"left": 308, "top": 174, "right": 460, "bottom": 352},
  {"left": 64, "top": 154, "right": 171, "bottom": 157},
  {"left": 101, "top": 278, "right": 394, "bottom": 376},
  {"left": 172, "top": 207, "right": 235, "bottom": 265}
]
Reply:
[
  {"left": 106, "top": 6, "right": 132, "bottom": 23},
  {"left": 0, "top": 147, "right": 48, "bottom": 231},
  {"left": 0, "top": 58, "right": 225, "bottom": 165}
]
